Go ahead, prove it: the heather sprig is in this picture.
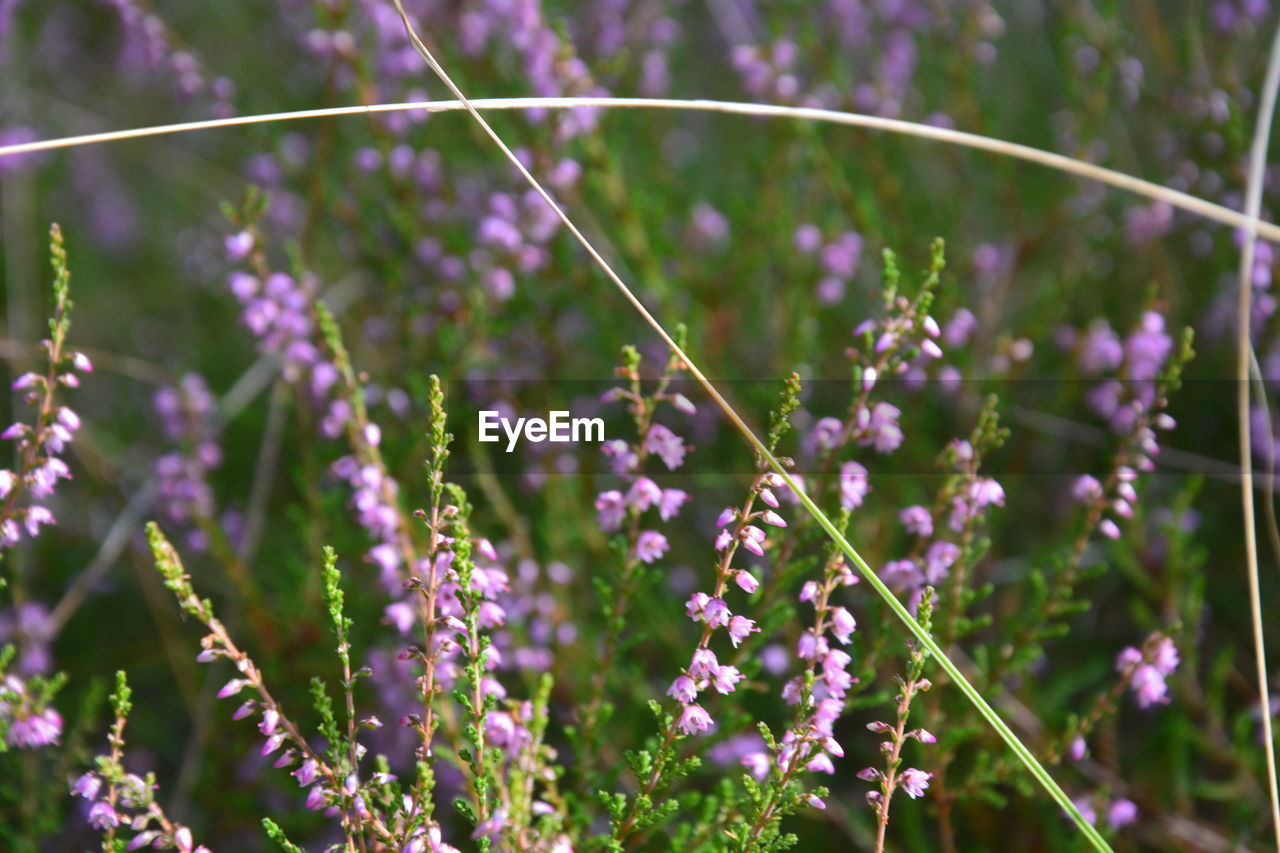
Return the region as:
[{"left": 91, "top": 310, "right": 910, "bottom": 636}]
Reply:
[
  {"left": 861, "top": 591, "right": 937, "bottom": 853},
  {"left": 145, "top": 523, "right": 398, "bottom": 848},
  {"left": 76, "top": 671, "right": 210, "bottom": 853},
  {"left": 0, "top": 650, "right": 64, "bottom": 751},
  {"left": 576, "top": 334, "right": 695, "bottom": 789},
  {"left": 0, "top": 223, "right": 88, "bottom": 553},
  {"left": 728, "top": 514, "right": 859, "bottom": 852},
  {"left": 998, "top": 312, "right": 1195, "bottom": 680},
  {"left": 602, "top": 376, "right": 802, "bottom": 849}
]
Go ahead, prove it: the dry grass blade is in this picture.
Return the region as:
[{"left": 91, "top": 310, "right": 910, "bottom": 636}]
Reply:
[
  {"left": 1236, "top": 20, "right": 1280, "bottom": 852},
  {"left": 385, "top": 2, "right": 1111, "bottom": 849},
  {"left": 0, "top": 96, "right": 1278, "bottom": 243}
]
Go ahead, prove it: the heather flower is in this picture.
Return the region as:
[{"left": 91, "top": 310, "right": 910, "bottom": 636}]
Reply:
[
  {"left": 900, "top": 768, "right": 932, "bottom": 798},
  {"left": 712, "top": 665, "right": 744, "bottom": 694},
  {"left": 1107, "top": 798, "right": 1138, "bottom": 829},
  {"left": 727, "top": 615, "right": 758, "bottom": 647},
  {"left": 703, "top": 597, "right": 731, "bottom": 628},
  {"left": 626, "top": 477, "right": 662, "bottom": 511},
  {"left": 1131, "top": 664, "right": 1170, "bottom": 708},
  {"left": 861, "top": 402, "right": 904, "bottom": 453},
  {"left": 645, "top": 424, "right": 687, "bottom": 470},
  {"left": 88, "top": 800, "right": 119, "bottom": 829},
  {"left": 923, "top": 541, "right": 960, "bottom": 584},
  {"left": 657, "top": 488, "right": 689, "bottom": 521},
  {"left": 829, "top": 607, "right": 857, "bottom": 643},
  {"left": 1152, "top": 636, "right": 1180, "bottom": 675},
  {"left": 678, "top": 704, "right": 713, "bottom": 735},
  {"left": 839, "top": 461, "right": 870, "bottom": 509},
  {"left": 810, "top": 416, "right": 844, "bottom": 451},
  {"left": 667, "top": 675, "right": 697, "bottom": 704},
  {"left": 739, "top": 525, "right": 767, "bottom": 556},
  {"left": 6, "top": 706, "right": 62, "bottom": 748},
  {"left": 72, "top": 772, "right": 102, "bottom": 800},
  {"left": 594, "top": 490, "right": 626, "bottom": 531},
  {"left": 1072, "top": 474, "right": 1103, "bottom": 503},
  {"left": 690, "top": 648, "right": 719, "bottom": 679},
  {"left": 636, "top": 530, "right": 669, "bottom": 563},
  {"left": 900, "top": 505, "right": 933, "bottom": 538}
]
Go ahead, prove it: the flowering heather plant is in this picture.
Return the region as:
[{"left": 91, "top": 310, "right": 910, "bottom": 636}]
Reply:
[{"left": 5, "top": 2, "right": 1280, "bottom": 851}]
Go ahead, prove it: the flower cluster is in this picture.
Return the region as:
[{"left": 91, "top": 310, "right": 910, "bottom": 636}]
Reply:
[
  {"left": 666, "top": 471, "right": 783, "bottom": 735},
  {"left": 792, "top": 223, "right": 865, "bottom": 305},
  {"left": 98, "top": 0, "right": 235, "bottom": 116},
  {"left": 1116, "top": 634, "right": 1180, "bottom": 710},
  {"left": 732, "top": 40, "right": 811, "bottom": 105},
  {"left": 152, "top": 372, "right": 221, "bottom": 552},
  {"left": 806, "top": 242, "right": 948, "bottom": 475},
  {"left": 594, "top": 345, "right": 695, "bottom": 560},
  {"left": 1063, "top": 309, "right": 1188, "bottom": 543},
  {"left": 227, "top": 259, "right": 352, "bottom": 435},
  {"left": 739, "top": 543, "right": 858, "bottom": 797},
  {"left": 0, "top": 673, "right": 62, "bottom": 749}
]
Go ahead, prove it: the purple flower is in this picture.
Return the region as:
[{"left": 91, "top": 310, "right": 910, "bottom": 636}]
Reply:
[
  {"left": 1079, "top": 321, "right": 1123, "bottom": 374},
  {"left": 862, "top": 403, "right": 904, "bottom": 453},
  {"left": 703, "top": 597, "right": 731, "bottom": 628},
  {"left": 71, "top": 772, "right": 101, "bottom": 800},
  {"left": 739, "top": 525, "right": 767, "bottom": 556},
  {"left": 1071, "top": 797, "right": 1098, "bottom": 827},
  {"left": 1131, "top": 664, "right": 1169, "bottom": 708},
  {"left": 734, "top": 570, "right": 759, "bottom": 593},
  {"left": 658, "top": 488, "right": 689, "bottom": 521},
  {"left": 742, "top": 752, "right": 771, "bottom": 780},
  {"left": 900, "top": 505, "right": 932, "bottom": 537},
  {"left": 224, "top": 230, "right": 254, "bottom": 261},
  {"left": 626, "top": 477, "right": 662, "bottom": 512},
  {"left": 727, "top": 615, "right": 758, "bottom": 647},
  {"left": 1072, "top": 475, "right": 1103, "bottom": 504},
  {"left": 667, "top": 675, "right": 697, "bottom": 704},
  {"left": 839, "top": 461, "right": 870, "bottom": 510},
  {"left": 899, "top": 768, "right": 932, "bottom": 799},
  {"left": 923, "top": 541, "right": 959, "bottom": 584},
  {"left": 1107, "top": 798, "right": 1138, "bottom": 829},
  {"left": 829, "top": 607, "right": 856, "bottom": 643},
  {"left": 969, "top": 478, "right": 1005, "bottom": 508},
  {"left": 1152, "top": 636, "right": 1179, "bottom": 675},
  {"left": 810, "top": 417, "right": 844, "bottom": 451},
  {"left": 87, "top": 800, "right": 118, "bottom": 829},
  {"left": 292, "top": 759, "right": 319, "bottom": 787},
  {"left": 635, "top": 530, "right": 669, "bottom": 563},
  {"left": 678, "top": 703, "right": 713, "bottom": 735},
  {"left": 595, "top": 490, "right": 625, "bottom": 531},
  {"left": 690, "top": 648, "right": 719, "bottom": 679},
  {"left": 7, "top": 707, "right": 61, "bottom": 748},
  {"left": 645, "top": 424, "right": 687, "bottom": 470},
  {"left": 711, "top": 665, "right": 743, "bottom": 694}
]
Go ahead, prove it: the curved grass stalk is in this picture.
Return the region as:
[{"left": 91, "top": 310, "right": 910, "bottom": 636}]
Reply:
[
  {"left": 1236, "top": 20, "right": 1280, "bottom": 852},
  {"left": 0, "top": 96, "right": 1277, "bottom": 243},
  {"left": 386, "top": 4, "right": 1110, "bottom": 849}
]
